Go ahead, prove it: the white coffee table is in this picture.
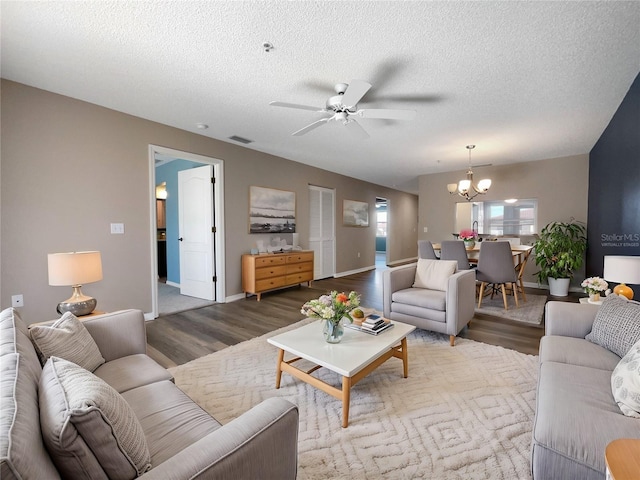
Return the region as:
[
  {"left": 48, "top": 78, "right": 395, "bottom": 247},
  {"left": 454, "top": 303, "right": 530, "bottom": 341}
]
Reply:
[{"left": 267, "top": 319, "right": 416, "bottom": 427}]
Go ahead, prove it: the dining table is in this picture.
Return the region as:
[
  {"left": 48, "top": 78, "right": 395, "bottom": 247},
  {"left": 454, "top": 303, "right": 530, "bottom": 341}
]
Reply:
[{"left": 432, "top": 242, "right": 534, "bottom": 265}]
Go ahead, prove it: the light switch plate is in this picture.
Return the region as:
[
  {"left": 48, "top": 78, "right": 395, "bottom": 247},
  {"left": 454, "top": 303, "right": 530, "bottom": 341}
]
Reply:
[{"left": 110, "top": 223, "right": 125, "bottom": 234}]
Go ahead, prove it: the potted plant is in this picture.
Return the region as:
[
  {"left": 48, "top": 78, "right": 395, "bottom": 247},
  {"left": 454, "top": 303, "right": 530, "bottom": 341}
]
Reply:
[{"left": 533, "top": 220, "right": 587, "bottom": 296}]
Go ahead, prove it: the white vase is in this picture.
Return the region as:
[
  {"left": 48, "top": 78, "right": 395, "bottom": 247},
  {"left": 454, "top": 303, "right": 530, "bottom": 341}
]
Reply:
[{"left": 548, "top": 277, "right": 570, "bottom": 297}]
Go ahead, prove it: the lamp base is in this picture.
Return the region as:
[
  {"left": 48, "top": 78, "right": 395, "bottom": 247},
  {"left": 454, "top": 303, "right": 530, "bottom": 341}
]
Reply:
[
  {"left": 613, "top": 283, "right": 634, "bottom": 300},
  {"left": 57, "top": 298, "right": 97, "bottom": 316},
  {"left": 56, "top": 285, "right": 97, "bottom": 316}
]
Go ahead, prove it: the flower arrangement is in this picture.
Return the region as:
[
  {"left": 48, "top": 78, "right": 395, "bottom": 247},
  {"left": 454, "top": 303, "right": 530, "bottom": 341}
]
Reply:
[
  {"left": 459, "top": 229, "right": 477, "bottom": 241},
  {"left": 581, "top": 277, "right": 608, "bottom": 295},
  {"left": 301, "top": 291, "right": 360, "bottom": 325}
]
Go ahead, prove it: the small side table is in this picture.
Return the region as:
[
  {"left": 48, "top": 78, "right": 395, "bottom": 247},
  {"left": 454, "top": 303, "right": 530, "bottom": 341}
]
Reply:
[
  {"left": 605, "top": 438, "right": 640, "bottom": 480},
  {"left": 29, "top": 311, "right": 107, "bottom": 328},
  {"left": 579, "top": 297, "right": 603, "bottom": 305}
]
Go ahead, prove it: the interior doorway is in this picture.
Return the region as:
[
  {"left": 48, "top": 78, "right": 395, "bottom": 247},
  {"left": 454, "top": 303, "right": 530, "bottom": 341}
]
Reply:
[
  {"left": 149, "top": 145, "right": 225, "bottom": 318},
  {"left": 375, "top": 197, "right": 388, "bottom": 267}
]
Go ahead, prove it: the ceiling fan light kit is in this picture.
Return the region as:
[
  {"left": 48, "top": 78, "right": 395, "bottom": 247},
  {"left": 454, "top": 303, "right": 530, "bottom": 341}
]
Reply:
[
  {"left": 270, "top": 79, "right": 416, "bottom": 139},
  {"left": 447, "top": 145, "right": 492, "bottom": 201}
]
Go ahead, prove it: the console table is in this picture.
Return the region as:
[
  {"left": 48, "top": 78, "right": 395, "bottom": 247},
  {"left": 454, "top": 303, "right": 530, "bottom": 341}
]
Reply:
[{"left": 242, "top": 251, "right": 314, "bottom": 301}]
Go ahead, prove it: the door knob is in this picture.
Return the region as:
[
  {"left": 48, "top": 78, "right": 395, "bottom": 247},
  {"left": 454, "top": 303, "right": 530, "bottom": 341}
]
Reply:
[{"left": 178, "top": 237, "right": 183, "bottom": 241}]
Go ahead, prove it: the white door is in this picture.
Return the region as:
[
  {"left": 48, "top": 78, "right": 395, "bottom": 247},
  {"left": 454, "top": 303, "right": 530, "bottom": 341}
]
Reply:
[
  {"left": 309, "top": 185, "right": 335, "bottom": 279},
  {"left": 178, "top": 165, "right": 215, "bottom": 300}
]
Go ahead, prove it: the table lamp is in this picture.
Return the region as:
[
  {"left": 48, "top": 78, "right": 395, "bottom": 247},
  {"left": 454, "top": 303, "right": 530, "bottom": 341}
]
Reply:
[
  {"left": 48, "top": 251, "right": 103, "bottom": 315},
  {"left": 603, "top": 255, "right": 640, "bottom": 300}
]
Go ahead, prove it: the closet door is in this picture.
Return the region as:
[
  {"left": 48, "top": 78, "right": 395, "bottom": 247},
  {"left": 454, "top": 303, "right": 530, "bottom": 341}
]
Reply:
[{"left": 309, "top": 185, "right": 335, "bottom": 279}]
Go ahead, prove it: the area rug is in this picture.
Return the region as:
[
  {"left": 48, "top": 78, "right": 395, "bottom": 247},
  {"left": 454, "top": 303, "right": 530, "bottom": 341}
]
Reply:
[
  {"left": 169, "top": 320, "right": 538, "bottom": 479},
  {"left": 475, "top": 293, "right": 546, "bottom": 325}
]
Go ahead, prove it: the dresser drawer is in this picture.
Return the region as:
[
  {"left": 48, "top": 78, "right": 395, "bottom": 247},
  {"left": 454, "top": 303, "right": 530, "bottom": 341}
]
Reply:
[
  {"left": 255, "top": 256, "right": 286, "bottom": 267},
  {"left": 285, "top": 262, "right": 313, "bottom": 275},
  {"left": 286, "top": 252, "right": 314, "bottom": 264},
  {"left": 255, "top": 276, "right": 287, "bottom": 291},
  {"left": 255, "top": 265, "right": 287, "bottom": 280},
  {"left": 286, "top": 271, "right": 313, "bottom": 284}
]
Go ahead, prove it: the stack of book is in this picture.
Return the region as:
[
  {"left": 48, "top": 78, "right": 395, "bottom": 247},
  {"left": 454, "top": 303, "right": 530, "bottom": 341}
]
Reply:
[{"left": 357, "top": 316, "right": 393, "bottom": 335}]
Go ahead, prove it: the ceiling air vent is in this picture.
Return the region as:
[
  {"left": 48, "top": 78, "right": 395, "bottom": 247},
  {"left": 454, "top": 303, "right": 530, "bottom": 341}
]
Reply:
[{"left": 228, "top": 135, "right": 253, "bottom": 144}]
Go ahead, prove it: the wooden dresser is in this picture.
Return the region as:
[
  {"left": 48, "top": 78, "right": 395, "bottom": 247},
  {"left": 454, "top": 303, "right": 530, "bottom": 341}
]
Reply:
[{"left": 242, "top": 251, "right": 314, "bottom": 301}]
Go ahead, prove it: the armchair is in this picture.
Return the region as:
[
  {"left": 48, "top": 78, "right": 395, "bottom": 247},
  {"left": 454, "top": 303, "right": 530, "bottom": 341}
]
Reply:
[{"left": 383, "top": 260, "right": 476, "bottom": 346}]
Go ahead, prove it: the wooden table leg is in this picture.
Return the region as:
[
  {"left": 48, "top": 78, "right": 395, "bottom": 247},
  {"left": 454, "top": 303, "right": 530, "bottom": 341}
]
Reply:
[
  {"left": 401, "top": 337, "right": 409, "bottom": 378},
  {"left": 342, "top": 376, "right": 351, "bottom": 428},
  {"left": 275, "top": 349, "right": 284, "bottom": 388}
]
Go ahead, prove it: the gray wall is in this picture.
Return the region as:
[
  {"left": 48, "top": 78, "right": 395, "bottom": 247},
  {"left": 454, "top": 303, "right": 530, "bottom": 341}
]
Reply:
[
  {"left": 1, "top": 80, "right": 418, "bottom": 322},
  {"left": 418, "top": 154, "right": 590, "bottom": 287}
]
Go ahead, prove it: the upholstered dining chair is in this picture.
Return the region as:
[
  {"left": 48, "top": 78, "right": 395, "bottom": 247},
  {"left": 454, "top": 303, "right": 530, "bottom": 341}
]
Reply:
[
  {"left": 476, "top": 241, "right": 519, "bottom": 310},
  {"left": 440, "top": 241, "right": 471, "bottom": 270},
  {"left": 418, "top": 240, "right": 438, "bottom": 260}
]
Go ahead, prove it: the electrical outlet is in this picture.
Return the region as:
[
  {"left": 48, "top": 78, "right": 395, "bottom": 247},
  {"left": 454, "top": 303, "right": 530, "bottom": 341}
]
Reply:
[
  {"left": 424, "top": 227, "right": 428, "bottom": 233},
  {"left": 357, "top": 252, "right": 360, "bottom": 258},
  {"left": 110, "top": 223, "right": 125, "bottom": 234},
  {"left": 11, "top": 294, "right": 24, "bottom": 307}
]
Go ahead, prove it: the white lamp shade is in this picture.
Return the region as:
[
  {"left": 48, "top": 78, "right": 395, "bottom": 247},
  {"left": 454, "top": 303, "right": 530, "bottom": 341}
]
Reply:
[
  {"left": 458, "top": 180, "right": 471, "bottom": 193},
  {"left": 603, "top": 255, "right": 640, "bottom": 284},
  {"left": 48, "top": 251, "right": 103, "bottom": 286},
  {"left": 477, "top": 179, "right": 492, "bottom": 191},
  {"left": 447, "top": 183, "right": 458, "bottom": 193}
]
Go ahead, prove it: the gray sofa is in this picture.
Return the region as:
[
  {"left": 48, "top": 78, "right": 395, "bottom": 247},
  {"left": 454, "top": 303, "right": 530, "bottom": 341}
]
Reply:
[
  {"left": 532, "top": 301, "right": 640, "bottom": 479},
  {"left": 1, "top": 308, "right": 299, "bottom": 480},
  {"left": 383, "top": 261, "right": 476, "bottom": 346}
]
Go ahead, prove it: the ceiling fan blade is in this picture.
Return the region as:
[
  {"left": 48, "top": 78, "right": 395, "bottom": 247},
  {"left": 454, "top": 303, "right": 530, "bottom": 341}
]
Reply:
[
  {"left": 344, "top": 119, "right": 370, "bottom": 140},
  {"left": 292, "top": 117, "right": 331, "bottom": 136},
  {"left": 340, "top": 80, "right": 372, "bottom": 108},
  {"left": 356, "top": 108, "right": 416, "bottom": 120},
  {"left": 270, "top": 101, "right": 324, "bottom": 112}
]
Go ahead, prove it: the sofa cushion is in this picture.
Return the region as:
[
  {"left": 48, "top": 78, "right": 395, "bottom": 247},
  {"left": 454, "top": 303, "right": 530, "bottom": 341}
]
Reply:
[
  {"left": 1, "top": 308, "right": 42, "bottom": 380},
  {"left": 392, "top": 287, "right": 447, "bottom": 312},
  {"left": 585, "top": 294, "right": 640, "bottom": 358},
  {"left": 539, "top": 336, "right": 621, "bottom": 371},
  {"left": 612, "top": 339, "right": 640, "bottom": 418},
  {"left": 122, "top": 380, "right": 221, "bottom": 466},
  {"left": 39, "top": 356, "right": 151, "bottom": 479},
  {"left": 533, "top": 361, "right": 640, "bottom": 476},
  {"left": 412, "top": 259, "right": 457, "bottom": 291},
  {"left": 30, "top": 312, "right": 105, "bottom": 371},
  {"left": 94, "top": 354, "right": 174, "bottom": 393}
]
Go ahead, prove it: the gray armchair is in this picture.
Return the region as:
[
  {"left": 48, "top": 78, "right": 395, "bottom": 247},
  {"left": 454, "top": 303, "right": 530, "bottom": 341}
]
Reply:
[{"left": 383, "top": 261, "right": 476, "bottom": 346}]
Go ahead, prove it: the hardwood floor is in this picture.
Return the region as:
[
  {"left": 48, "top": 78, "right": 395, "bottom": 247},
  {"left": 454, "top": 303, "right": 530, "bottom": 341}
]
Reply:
[{"left": 145, "top": 267, "right": 581, "bottom": 368}]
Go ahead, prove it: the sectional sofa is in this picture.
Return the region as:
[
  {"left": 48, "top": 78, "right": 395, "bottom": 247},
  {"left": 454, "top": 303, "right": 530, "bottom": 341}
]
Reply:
[{"left": 1, "top": 308, "right": 299, "bottom": 479}]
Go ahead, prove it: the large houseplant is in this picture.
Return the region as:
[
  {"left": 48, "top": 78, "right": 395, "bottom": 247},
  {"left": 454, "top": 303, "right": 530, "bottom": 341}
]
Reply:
[{"left": 533, "top": 220, "right": 587, "bottom": 296}]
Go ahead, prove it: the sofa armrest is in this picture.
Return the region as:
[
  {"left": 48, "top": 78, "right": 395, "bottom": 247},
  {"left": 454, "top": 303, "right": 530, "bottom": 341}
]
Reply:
[
  {"left": 544, "top": 301, "right": 599, "bottom": 338},
  {"left": 140, "top": 397, "right": 298, "bottom": 480},
  {"left": 383, "top": 263, "right": 418, "bottom": 317},
  {"left": 445, "top": 269, "right": 476, "bottom": 335},
  {"left": 82, "top": 310, "right": 147, "bottom": 361}
]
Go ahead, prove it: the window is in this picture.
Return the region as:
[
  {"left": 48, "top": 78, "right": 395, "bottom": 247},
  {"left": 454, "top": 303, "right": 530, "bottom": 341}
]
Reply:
[{"left": 482, "top": 199, "right": 537, "bottom": 235}]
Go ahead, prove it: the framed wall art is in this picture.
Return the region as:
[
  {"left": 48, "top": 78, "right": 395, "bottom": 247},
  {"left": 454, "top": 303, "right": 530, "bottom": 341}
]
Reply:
[
  {"left": 343, "top": 199, "right": 369, "bottom": 227},
  {"left": 249, "top": 186, "right": 296, "bottom": 233}
]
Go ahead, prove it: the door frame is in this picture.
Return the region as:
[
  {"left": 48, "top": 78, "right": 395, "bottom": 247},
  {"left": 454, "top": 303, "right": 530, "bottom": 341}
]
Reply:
[{"left": 148, "top": 145, "right": 225, "bottom": 319}]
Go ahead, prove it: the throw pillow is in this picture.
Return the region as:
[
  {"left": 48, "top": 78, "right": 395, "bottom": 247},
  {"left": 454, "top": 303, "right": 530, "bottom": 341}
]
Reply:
[
  {"left": 39, "top": 356, "right": 152, "bottom": 479},
  {"left": 29, "top": 312, "right": 105, "bottom": 371},
  {"left": 585, "top": 294, "right": 640, "bottom": 357},
  {"left": 413, "top": 258, "right": 458, "bottom": 292},
  {"left": 611, "top": 339, "right": 640, "bottom": 418}
]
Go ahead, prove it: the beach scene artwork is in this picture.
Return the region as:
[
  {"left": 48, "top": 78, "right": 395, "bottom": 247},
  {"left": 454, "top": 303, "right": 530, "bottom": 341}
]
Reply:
[{"left": 249, "top": 186, "right": 296, "bottom": 233}]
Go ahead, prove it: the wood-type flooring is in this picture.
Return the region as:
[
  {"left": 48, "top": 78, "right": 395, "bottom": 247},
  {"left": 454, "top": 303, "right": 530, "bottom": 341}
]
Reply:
[{"left": 145, "top": 267, "right": 581, "bottom": 368}]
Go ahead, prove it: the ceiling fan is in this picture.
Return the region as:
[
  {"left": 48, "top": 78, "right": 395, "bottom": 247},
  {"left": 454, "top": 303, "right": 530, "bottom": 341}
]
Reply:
[{"left": 270, "top": 80, "right": 416, "bottom": 140}]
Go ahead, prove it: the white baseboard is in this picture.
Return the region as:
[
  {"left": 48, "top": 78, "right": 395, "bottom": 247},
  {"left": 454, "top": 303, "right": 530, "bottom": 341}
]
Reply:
[
  {"left": 225, "top": 292, "right": 246, "bottom": 303},
  {"left": 143, "top": 312, "right": 155, "bottom": 321},
  {"left": 166, "top": 280, "right": 180, "bottom": 288},
  {"left": 334, "top": 266, "right": 376, "bottom": 277},
  {"left": 387, "top": 257, "right": 418, "bottom": 267},
  {"left": 522, "top": 281, "right": 582, "bottom": 293}
]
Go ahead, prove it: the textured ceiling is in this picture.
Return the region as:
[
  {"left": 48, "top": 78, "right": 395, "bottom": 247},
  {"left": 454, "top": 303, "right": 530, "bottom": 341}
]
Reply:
[{"left": 2, "top": 1, "right": 639, "bottom": 193}]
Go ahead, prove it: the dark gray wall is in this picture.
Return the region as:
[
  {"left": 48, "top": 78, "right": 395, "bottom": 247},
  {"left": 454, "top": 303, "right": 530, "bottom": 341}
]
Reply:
[{"left": 588, "top": 71, "right": 640, "bottom": 296}]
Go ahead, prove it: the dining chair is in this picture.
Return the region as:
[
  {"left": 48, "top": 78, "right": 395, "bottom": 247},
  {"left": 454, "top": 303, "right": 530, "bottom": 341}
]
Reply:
[
  {"left": 440, "top": 241, "right": 471, "bottom": 270},
  {"left": 476, "top": 241, "right": 519, "bottom": 310},
  {"left": 417, "top": 240, "right": 438, "bottom": 260}
]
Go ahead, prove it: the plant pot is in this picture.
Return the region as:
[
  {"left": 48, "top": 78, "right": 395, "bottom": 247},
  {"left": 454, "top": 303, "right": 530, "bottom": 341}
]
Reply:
[
  {"left": 463, "top": 240, "right": 475, "bottom": 249},
  {"left": 589, "top": 292, "right": 601, "bottom": 303},
  {"left": 548, "top": 277, "right": 570, "bottom": 297}
]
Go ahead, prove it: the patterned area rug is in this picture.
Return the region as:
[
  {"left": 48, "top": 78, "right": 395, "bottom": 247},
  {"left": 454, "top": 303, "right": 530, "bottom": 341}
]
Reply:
[
  {"left": 475, "top": 293, "right": 546, "bottom": 325},
  {"left": 170, "top": 320, "right": 538, "bottom": 479}
]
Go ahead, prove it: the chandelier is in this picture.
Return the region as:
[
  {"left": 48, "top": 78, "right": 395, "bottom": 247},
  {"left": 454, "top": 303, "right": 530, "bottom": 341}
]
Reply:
[{"left": 446, "top": 145, "right": 491, "bottom": 201}]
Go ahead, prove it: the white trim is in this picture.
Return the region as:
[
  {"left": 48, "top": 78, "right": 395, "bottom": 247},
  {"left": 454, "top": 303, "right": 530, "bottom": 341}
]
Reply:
[
  {"left": 148, "top": 145, "right": 226, "bottom": 319},
  {"left": 143, "top": 312, "right": 155, "bottom": 321},
  {"left": 334, "top": 266, "right": 376, "bottom": 277},
  {"left": 166, "top": 280, "right": 180, "bottom": 288},
  {"left": 225, "top": 292, "right": 247, "bottom": 303}
]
